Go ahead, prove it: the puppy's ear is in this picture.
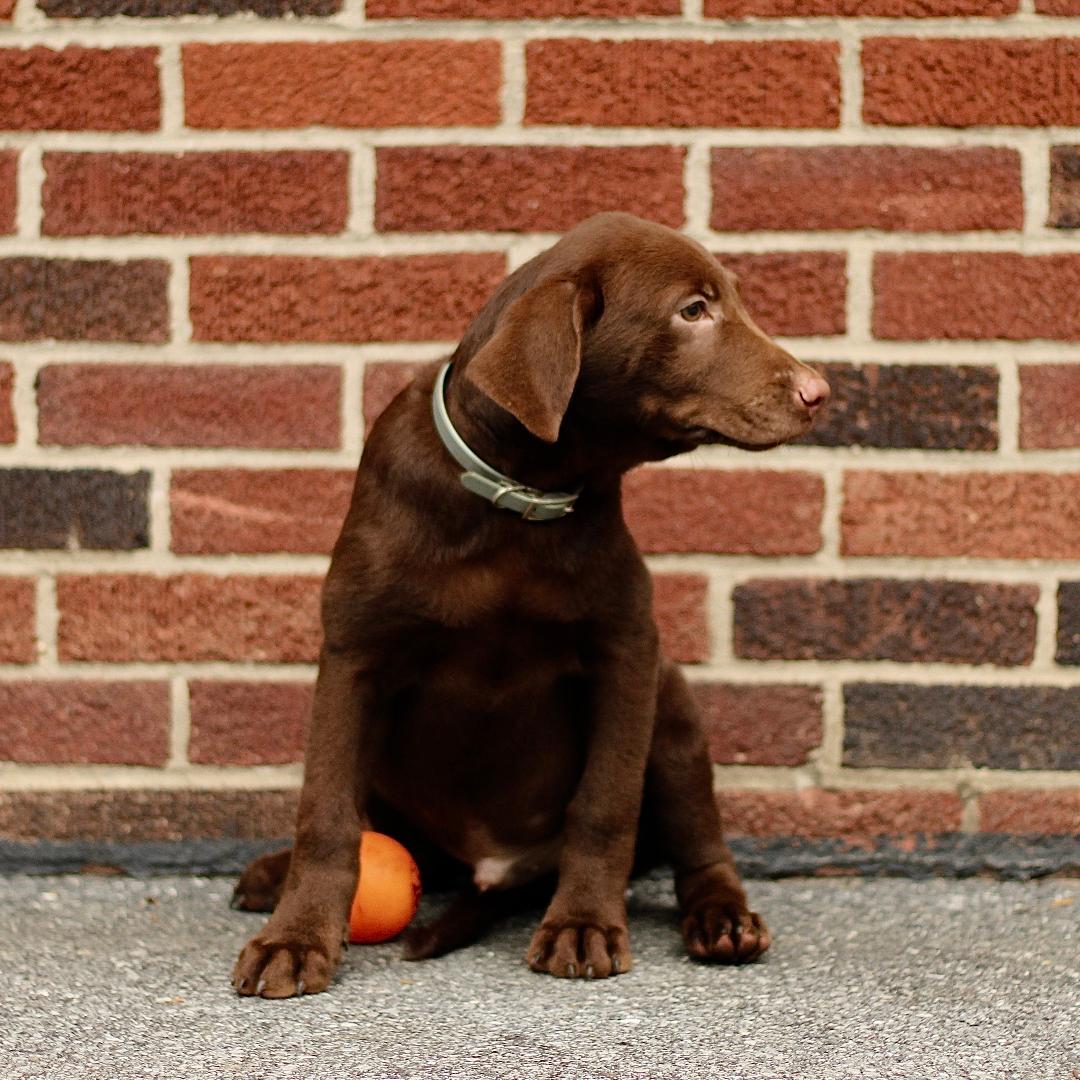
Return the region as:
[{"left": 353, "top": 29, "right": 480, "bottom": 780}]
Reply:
[{"left": 462, "top": 276, "right": 595, "bottom": 444}]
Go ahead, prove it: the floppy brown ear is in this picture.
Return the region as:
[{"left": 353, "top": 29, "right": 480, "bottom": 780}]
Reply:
[{"left": 462, "top": 276, "right": 592, "bottom": 444}]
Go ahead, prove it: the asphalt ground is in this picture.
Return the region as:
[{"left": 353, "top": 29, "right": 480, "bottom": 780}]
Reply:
[{"left": 1, "top": 873, "right": 1078, "bottom": 1079}]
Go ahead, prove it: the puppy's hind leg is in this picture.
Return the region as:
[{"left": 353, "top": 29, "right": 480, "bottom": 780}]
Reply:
[{"left": 231, "top": 847, "right": 292, "bottom": 913}]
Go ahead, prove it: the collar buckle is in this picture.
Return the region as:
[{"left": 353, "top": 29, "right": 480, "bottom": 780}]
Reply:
[{"left": 433, "top": 363, "right": 579, "bottom": 523}]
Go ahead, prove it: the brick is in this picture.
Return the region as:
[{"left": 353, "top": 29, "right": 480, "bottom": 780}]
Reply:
[
  {"left": 377, "top": 146, "right": 684, "bottom": 233},
  {"left": 0, "top": 47, "right": 159, "bottom": 131},
  {"left": 37, "top": 364, "right": 341, "bottom": 449},
  {"left": 842, "top": 471, "right": 1080, "bottom": 559},
  {"left": 844, "top": 684, "right": 1080, "bottom": 770},
  {"left": 718, "top": 252, "right": 846, "bottom": 337},
  {"left": 363, "top": 361, "right": 430, "bottom": 433},
  {"left": 735, "top": 579, "right": 1037, "bottom": 666},
  {"left": 653, "top": 573, "right": 709, "bottom": 664},
  {"left": 171, "top": 469, "right": 353, "bottom": 554},
  {"left": 1049, "top": 146, "right": 1080, "bottom": 230},
  {"left": 707, "top": 0, "right": 1015, "bottom": 11},
  {"left": 691, "top": 683, "right": 822, "bottom": 766},
  {"left": 526, "top": 40, "right": 840, "bottom": 128},
  {"left": 979, "top": 791, "right": 1080, "bottom": 835},
  {"left": 1019, "top": 365, "right": 1080, "bottom": 449},
  {"left": 183, "top": 42, "right": 501, "bottom": 129},
  {"left": 0, "top": 150, "right": 14, "bottom": 234},
  {"left": 711, "top": 147, "right": 1021, "bottom": 232},
  {"left": 624, "top": 469, "right": 823, "bottom": 555},
  {"left": 863, "top": 38, "right": 1080, "bottom": 127},
  {"left": 0, "top": 361, "right": 14, "bottom": 444},
  {"left": 1035, "top": 0, "right": 1080, "bottom": 12},
  {"left": 0, "top": 258, "right": 168, "bottom": 343},
  {"left": 798, "top": 363, "right": 998, "bottom": 450},
  {"left": 0, "top": 682, "right": 169, "bottom": 766},
  {"left": 0, "top": 578, "right": 35, "bottom": 664},
  {"left": 0, "top": 789, "right": 298, "bottom": 842},
  {"left": 41, "top": 0, "right": 337, "bottom": 14},
  {"left": 718, "top": 789, "right": 963, "bottom": 841},
  {"left": 1058, "top": 582, "right": 1080, "bottom": 665},
  {"left": 369, "top": 0, "right": 677, "bottom": 13},
  {"left": 873, "top": 253, "right": 1080, "bottom": 340},
  {"left": 0, "top": 0, "right": 12, "bottom": 17},
  {"left": 57, "top": 574, "right": 322, "bottom": 663},
  {"left": 42, "top": 152, "right": 348, "bottom": 237},
  {"left": 188, "top": 681, "right": 312, "bottom": 765},
  {"left": 190, "top": 254, "right": 504, "bottom": 344},
  {"left": 0, "top": 469, "right": 148, "bottom": 550}
]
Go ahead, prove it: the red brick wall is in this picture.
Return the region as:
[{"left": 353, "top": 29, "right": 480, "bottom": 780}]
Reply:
[{"left": 0, "top": 0, "right": 1078, "bottom": 868}]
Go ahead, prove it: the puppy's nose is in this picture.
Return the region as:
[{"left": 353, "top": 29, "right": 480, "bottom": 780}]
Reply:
[{"left": 793, "top": 369, "right": 830, "bottom": 412}]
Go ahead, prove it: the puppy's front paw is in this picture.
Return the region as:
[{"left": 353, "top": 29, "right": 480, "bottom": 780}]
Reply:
[
  {"left": 526, "top": 918, "right": 632, "bottom": 979},
  {"left": 681, "top": 901, "right": 770, "bottom": 965},
  {"left": 233, "top": 932, "right": 341, "bottom": 999}
]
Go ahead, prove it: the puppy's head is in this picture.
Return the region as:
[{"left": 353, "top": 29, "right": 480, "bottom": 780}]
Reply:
[{"left": 456, "top": 212, "right": 829, "bottom": 457}]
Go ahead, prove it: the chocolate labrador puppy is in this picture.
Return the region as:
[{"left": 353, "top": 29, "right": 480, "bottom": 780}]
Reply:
[{"left": 231, "top": 212, "right": 829, "bottom": 997}]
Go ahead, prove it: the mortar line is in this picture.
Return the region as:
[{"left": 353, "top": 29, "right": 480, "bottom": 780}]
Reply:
[
  {"left": 34, "top": 574, "right": 58, "bottom": 668},
  {"left": 159, "top": 42, "right": 185, "bottom": 137},
  {"left": 168, "top": 675, "right": 191, "bottom": 769},
  {"left": 349, "top": 142, "right": 375, "bottom": 237},
  {"left": 15, "top": 145, "right": 43, "bottom": 240},
  {"left": 683, "top": 141, "right": 712, "bottom": 237}
]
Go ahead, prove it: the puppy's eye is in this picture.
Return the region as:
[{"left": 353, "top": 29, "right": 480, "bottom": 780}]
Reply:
[{"left": 679, "top": 300, "right": 707, "bottom": 322}]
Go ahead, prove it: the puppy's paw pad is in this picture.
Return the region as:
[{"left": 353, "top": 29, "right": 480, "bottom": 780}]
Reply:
[
  {"left": 526, "top": 920, "right": 632, "bottom": 979},
  {"left": 681, "top": 904, "right": 770, "bottom": 965}
]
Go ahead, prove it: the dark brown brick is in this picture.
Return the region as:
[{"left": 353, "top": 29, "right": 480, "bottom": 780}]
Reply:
[
  {"left": 0, "top": 47, "right": 160, "bottom": 131},
  {"left": 184, "top": 42, "right": 501, "bottom": 129},
  {"left": 842, "top": 472, "right": 1080, "bottom": 560},
  {"left": 863, "top": 38, "right": 1080, "bottom": 127},
  {"left": 0, "top": 258, "right": 168, "bottom": 342},
  {"left": 719, "top": 252, "right": 847, "bottom": 337},
  {"left": 376, "top": 146, "right": 685, "bottom": 232},
  {"left": 718, "top": 788, "right": 963, "bottom": 840},
  {"left": 0, "top": 681, "right": 169, "bottom": 765},
  {"left": 979, "top": 790, "right": 1080, "bottom": 835},
  {"left": 363, "top": 361, "right": 430, "bottom": 434},
  {"left": 1049, "top": 146, "right": 1080, "bottom": 229},
  {"left": 1058, "top": 582, "right": 1080, "bottom": 665},
  {"left": 873, "top": 253, "right": 1080, "bottom": 341},
  {"left": 0, "top": 578, "right": 35, "bottom": 663},
  {"left": 188, "top": 681, "right": 312, "bottom": 766},
  {"left": 844, "top": 684, "right": 1080, "bottom": 770},
  {"left": 1019, "top": 365, "right": 1080, "bottom": 449},
  {"left": 526, "top": 40, "right": 840, "bottom": 128},
  {"left": 653, "top": 573, "right": 709, "bottom": 664},
  {"left": 189, "top": 254, "right": 504, "bottom": 343},
  {"left": 0, "top": 150, "right": 14, "bottom": 234},
  {"left": 369, "top": 0, "right": 677, "bottom": 13},
  {"left": 171, "top": 469, "right": 353, "bottom": 554},
  {"left": 0, "top": 361, "right": 14, "bottom": 443},
  {"left": 37, "top": 364, "right": 341, "bottom": 450},
  {"left": 798, "top": 363, "right": 998, "bottom": 450},
  {"left": 57, "top": 574, "right": 322, "bottom": 663},
  {"left": 40, "top": 0, "right": 338, "bottom": 14},
  {"left": 691, "top": 683, "right": 822, "bottom": 766},
  {"left": 735, "top": 579, "right": 1037, "bottom": 666},
  {"left": 624, "top": 469, "right": 823, "bottom": 555},
  {"left": 0, "top": 789, "right": 298, "bottom": 842},
  {"left": 0, "top": 469, "right": 148, "bottom": 550},
  {"left": 708, "top": 0, "right": 1015, "bottom": 11},
  {"left": 711, "top": 147, "right": 1022, "bottom": 232},
  {"left": 42, "top": 151, "right": 348, "bottom": 236}
]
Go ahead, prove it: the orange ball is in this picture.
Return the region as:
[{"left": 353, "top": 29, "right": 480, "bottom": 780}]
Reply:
[{"left": 348, "top": 831, "right": 422, "bottom": 944}]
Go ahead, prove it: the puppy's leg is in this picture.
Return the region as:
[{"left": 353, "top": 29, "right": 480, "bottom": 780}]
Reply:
[
  {"left": 233, "top": 648, "right": 374, "bottom": 998},
  {"left": 231, "top": 848, "right": 291, "bottom": 913},
  {"left": 645, "top": 661, "right": 770, "bottom": 964},
  {"left": 527, "top": 626, "right": 659, "bottom": 980}
]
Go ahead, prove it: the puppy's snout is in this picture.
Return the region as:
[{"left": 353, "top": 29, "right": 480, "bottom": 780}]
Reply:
[{"left": 792, "top": 369, "right": 830, "bottom": 414}]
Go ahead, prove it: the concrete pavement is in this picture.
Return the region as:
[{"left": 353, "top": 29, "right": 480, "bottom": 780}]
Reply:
[{"left": 1, "top": 873, "right": 1078, "bottom": 1079}]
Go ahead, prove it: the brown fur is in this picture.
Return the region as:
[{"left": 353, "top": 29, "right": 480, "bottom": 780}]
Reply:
[{"left": 231, "top": 213, "right": 829, "bottom": 997}]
